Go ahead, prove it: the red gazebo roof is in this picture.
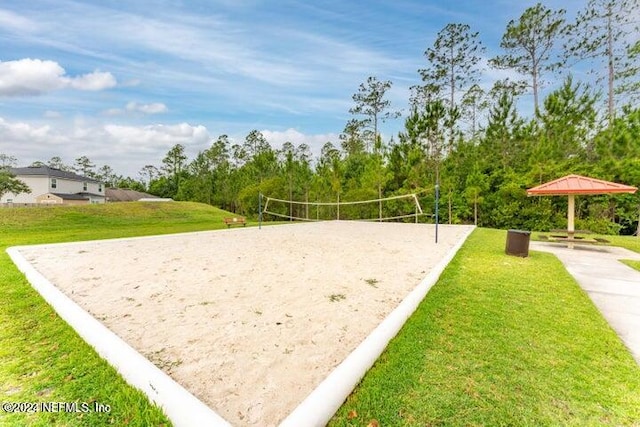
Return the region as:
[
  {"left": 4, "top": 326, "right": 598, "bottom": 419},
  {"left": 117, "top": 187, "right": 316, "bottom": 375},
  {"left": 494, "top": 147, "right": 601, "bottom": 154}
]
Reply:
[{"left": 527, "top": 174, "right": 637, "bottom": 196}]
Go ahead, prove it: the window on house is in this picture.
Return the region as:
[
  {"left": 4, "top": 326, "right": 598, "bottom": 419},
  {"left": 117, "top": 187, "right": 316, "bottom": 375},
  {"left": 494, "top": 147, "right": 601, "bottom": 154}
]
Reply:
[
  {"left": 83, "top": 182, "right": 88, "bottom": 191},
  {"left": 51, "top": 178, "right": 57, "bottom": 189},
  {"left": 98, "top": 183, "right": 103, "bottom": 192}
]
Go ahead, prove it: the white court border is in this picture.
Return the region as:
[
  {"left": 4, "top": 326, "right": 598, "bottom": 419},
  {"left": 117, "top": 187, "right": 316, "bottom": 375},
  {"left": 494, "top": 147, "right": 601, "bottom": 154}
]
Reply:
[
  {"left": 7, "top": 224, "right": 475, "bottom": 427},
  {"left": 279, "top": 224, "right": 475, "bottom": 426},
  {"left": 6, "top": 244, "right": 232, "bottom": 427}
]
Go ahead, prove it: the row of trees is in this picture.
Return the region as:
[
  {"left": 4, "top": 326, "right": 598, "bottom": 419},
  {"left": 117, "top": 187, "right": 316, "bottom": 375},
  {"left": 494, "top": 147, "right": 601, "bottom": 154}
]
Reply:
[
  {"left": 3, "top": 1, "right": 639, "bottom": 234},
  {"left": 145, "top": 1, "right": 640, "bottom": 234}
]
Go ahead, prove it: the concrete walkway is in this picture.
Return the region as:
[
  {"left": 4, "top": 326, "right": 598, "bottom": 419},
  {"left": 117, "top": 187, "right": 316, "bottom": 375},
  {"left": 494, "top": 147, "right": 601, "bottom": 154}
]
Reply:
[{"left": 531, "top": 241, "right": 640, "bottom": 365}]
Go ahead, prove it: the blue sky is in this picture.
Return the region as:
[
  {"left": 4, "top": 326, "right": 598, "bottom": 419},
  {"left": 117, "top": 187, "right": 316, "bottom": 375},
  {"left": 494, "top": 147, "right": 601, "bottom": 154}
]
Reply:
[{"left": 0, "top": 0, "right": 579, "bottom": 177}]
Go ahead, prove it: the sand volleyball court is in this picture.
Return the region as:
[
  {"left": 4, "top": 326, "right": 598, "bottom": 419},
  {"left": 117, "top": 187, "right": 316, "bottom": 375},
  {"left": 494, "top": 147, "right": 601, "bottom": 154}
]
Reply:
[{"left": 12, "top": 221, "right": 473, "bottom": 425}]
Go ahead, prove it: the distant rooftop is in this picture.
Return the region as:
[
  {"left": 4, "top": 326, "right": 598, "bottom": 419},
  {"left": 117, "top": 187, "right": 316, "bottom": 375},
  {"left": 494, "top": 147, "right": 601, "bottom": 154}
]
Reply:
[
  {"left": 10, "top": 166, "right": 102, "bottom": 183},
  {"left": 106, "top": 188, "right": 158, "bottom": 202},
  {"left": 50, "top": 193, "right": 90, "bottom": 200}
]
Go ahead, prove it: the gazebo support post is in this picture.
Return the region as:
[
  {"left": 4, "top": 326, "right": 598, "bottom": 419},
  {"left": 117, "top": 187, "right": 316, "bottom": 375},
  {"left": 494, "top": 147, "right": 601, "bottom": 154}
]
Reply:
[{"left": 568, "top": 194, "right": 575, "bottom": 249}]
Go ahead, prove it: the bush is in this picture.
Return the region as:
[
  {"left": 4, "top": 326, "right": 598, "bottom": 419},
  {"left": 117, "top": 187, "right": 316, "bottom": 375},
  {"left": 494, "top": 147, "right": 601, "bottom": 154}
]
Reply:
[{"left": 575, "top": 218, "right": 622, "bottom": 235}]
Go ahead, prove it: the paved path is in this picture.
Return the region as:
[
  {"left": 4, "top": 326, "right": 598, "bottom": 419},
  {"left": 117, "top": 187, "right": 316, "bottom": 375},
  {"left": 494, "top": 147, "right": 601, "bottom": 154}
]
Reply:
[{"left": 531, "top": 241, "right": 640, "bottom": 365}]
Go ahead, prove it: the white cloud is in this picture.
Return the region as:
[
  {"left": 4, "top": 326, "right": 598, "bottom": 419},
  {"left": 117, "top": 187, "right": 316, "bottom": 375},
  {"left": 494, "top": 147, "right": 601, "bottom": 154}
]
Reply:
[
  {"left": 43, "top": 110, "right": 62, "bottom": 119},
  {"left": 0, "top": 8, "right": 36, "bottom": 32},
  {"left": 0, "top": 59, "right": 65, "bottom": 96},
  {"left": 102, "top": 108, "right": 124, "bottom": 116},
  {"left": 0, "top": 117, "right": 340, "bottom": 177},
  {"left": 0, "top": 59, "right": 116, "bottom": 96},
  {"left": 103, "top": 102, "right": 169, "bottom": 116},
  {"left": 261, "top": 128, "right": 339, "bottom": 156},
  {"left": 126, "top": 101, "right": 168, "bottom": 114},
  {"left": 66, "top": 70, "right": 117, "bottom": 91},
  {"left": 104, "top": 123, "right": 209, "bottom": 149},
  {"left": 0, "top": 117, "right": 211, "bottom": 176},
  {"left": 19, "top": 2, "right": 406, "bottom": 90},
  {"left": 0, "top": 117, "right": 52, "bottom": 141}
]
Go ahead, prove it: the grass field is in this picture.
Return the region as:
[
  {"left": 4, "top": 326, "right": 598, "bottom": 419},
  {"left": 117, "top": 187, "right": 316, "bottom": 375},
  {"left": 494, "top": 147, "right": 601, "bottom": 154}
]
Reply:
[
  {"left": 575, "top": 235, "right": 640, "bottom": 273},
  {"left": 330, "top": 228, "right": 640, "bottom": 426},
  {"left": 621, "top": 259, "right": 640, "bottom": 272},
  {"left": 2, "top": 203, "right": 640, "bottom": 426},
  {"left": 600, "top": 235, "right": 640, "bottom": 253}
]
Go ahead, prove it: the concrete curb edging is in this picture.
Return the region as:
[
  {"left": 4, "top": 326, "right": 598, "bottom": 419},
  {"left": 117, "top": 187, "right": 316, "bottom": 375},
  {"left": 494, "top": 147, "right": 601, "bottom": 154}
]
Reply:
[
  {"left": 6, "top": 246, "right": 232, "bottom": 427},
  {"left": 279, "top": 225, "right": 476, "bottom": 427}
]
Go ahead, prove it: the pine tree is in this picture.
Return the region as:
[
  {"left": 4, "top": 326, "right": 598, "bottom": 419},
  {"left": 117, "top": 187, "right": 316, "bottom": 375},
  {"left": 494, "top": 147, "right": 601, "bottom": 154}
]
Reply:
[
  {"left": 564, "top": 0, "right": 639, "bottom": 123},
  {"left": 490, "top": 4, "right": 567, "bottom": 115}
]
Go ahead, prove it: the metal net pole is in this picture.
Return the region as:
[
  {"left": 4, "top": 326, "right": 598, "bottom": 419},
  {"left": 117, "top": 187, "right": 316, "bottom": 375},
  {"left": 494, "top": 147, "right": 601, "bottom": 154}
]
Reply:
[
  {"left": 258, "top": 193, "right": 262, "bottom": 229},
  {"left": 435, "top": 184, "right": 439, "bottom": 244}
]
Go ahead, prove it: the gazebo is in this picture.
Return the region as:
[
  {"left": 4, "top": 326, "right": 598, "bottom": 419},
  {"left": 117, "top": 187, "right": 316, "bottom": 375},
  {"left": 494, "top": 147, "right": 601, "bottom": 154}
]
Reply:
[{"left": 527, "top": 174, "right": 637, "bottom": 247}]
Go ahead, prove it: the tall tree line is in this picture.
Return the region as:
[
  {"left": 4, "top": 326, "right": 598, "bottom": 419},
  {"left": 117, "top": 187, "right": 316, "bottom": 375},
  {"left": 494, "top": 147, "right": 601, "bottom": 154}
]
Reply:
[{"left": 4, "top": 1, "right": 639, "bottom": 234}]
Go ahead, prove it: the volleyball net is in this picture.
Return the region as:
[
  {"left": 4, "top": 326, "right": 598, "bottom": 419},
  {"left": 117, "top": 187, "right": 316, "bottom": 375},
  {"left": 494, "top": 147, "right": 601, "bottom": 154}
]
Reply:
[{"left": 261, "top": 193, "right": 425, "bottom": 223}]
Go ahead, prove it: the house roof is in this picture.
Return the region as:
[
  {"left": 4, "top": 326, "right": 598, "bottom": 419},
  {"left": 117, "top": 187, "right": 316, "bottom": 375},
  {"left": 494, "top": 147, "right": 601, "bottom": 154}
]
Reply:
[
  {"left": 527, "top": 174, "right": 638, "bottom": 196},
  {"left": 10, "top": 166, "right": 102, "bottom": 183},
  {"left": 106, "top": 188, "right": 157, "bottom": 202},
  {"left": 50, "top": 193, "right": 90, "bottom": 200},
  {"left": 77, "top": 192, "right": 106, "bottom": 198}
]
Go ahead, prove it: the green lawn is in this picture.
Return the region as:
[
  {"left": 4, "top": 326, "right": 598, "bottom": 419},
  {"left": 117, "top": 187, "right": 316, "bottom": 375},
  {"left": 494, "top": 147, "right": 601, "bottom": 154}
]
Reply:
[
  {"left": 621, "top": 259, "right": 640, "bottom": 272},
  {"left": 3, "top": 206, "right": 640, "bottom": 426},
  {"left": 532, "top": 232, "right": 640, "bottom": 275},
  {"left": 1, "top": 202, "right": 239, "bottom": 427},
  {"left": 600, "top": 235, "right": 640, "bottom": 254},
  {"left": 330, "top": 228, "right": 640, "bottom": 426},
  {"left": 604, "top": 232, "right": 640, "bottom": 273}
]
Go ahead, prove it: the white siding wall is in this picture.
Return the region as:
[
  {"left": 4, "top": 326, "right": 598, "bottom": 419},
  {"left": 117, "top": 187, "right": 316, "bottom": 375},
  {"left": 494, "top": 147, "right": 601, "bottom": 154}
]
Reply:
[
  {"left": 86, "top": 181, "right": 105, "bottom": 203},
  {"left": 1, "top": 175, "right": 105, "bottom": 204},
  {"left": 0, "top": 176, "right": 48, "bottom": 203},
  {"left": 55, "top": 178, "right": 84, "bottom": 195}
]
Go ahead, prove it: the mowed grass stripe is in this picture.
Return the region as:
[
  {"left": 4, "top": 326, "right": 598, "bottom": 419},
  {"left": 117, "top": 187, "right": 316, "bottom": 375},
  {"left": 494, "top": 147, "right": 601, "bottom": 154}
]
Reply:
[
  {"left": 1, "top": 202, "right": 238, "bottom": 427},
  {"left": 330, "top": 228, "right": 640, "bottom": 426},
  {"left": 621, "top": 259, "right": 640, "bottom": 273}
]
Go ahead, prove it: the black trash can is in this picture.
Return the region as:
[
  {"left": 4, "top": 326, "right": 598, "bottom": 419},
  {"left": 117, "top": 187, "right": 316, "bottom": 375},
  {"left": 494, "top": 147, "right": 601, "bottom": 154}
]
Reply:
[{"left": 505, "top": 229, "right": 531, "bottom": 257}]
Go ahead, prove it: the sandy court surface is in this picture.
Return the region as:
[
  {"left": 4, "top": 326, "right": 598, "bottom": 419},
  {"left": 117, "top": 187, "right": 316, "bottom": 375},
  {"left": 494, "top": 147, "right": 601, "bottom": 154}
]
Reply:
[{"left": 16, "top": 221, "right": 473, "bottom": 426}]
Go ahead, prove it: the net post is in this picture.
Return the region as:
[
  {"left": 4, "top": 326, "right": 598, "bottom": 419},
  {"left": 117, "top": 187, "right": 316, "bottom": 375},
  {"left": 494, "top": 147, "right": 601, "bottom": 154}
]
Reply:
[
  {"left": 258, "top": 192, "right": 262, "bottom": 230},
  {"left": 435, "top": 184, "right": 439, "bottom": 244},
  {"left": 289, "top": 198, "right": 293, "bottom": 222}
]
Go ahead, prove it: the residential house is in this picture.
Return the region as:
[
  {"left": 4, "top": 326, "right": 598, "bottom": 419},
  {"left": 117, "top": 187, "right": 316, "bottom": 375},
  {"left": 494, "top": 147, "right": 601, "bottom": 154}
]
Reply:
[
  {"left": 105, "top": 188, "right": 159, "bottom": 202},
  {"left": 1, "top": 166, "right": 106, "bottom": 205}
]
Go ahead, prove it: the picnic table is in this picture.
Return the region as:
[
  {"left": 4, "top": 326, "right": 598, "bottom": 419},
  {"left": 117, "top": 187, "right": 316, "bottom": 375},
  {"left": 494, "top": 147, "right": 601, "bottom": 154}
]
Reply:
[{"left": 539, "top": 229, "right": 609, "bottom": 246}]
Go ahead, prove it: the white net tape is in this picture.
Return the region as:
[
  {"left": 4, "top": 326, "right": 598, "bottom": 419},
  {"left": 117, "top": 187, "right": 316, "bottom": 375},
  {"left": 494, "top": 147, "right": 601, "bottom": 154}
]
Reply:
[{"left": 262, "top": 193, "right": 424, "bottom": 222}]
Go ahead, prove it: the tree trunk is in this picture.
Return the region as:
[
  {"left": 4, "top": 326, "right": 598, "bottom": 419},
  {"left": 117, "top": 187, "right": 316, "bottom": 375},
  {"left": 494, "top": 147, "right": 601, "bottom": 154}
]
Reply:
[
  {"left": 471, "top": 102, "right": 477, "bottom": 137},
  {"left": 305, "top": 189, "right": 309, "bottom": 220},
  {"left": 607, "top": 7, "right": 615, "bottom": 125},
  {"left": 288, "top": 174, "right": 293, "bottom": 221},
  {"left": 378, "top": 182, "right": 382, "bottom": 222},
  {"left": 373, "top": 115, "right": 378, "bottom": 154},
  {"left": 532, "top": 65, "right": 539, "bottom": 116},
  {"left": 474, "top": 195, "right": 478, "bottom": 226},
  {"left": 448, "top": 189, "right": 453, "bottom": 225}
]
